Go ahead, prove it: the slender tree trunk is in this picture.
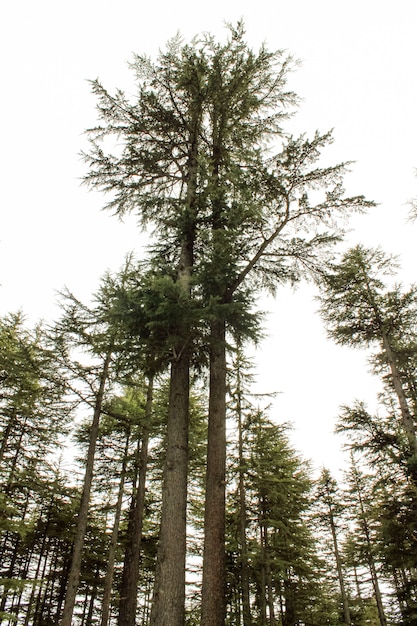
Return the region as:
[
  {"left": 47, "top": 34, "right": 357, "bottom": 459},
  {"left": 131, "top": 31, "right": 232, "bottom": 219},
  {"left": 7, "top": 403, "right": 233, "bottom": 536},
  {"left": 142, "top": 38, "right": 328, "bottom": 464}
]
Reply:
[
  {"left": 258, "top": 520, "right": 267, "bottom": 625},
  {"left": 0, "top": 409, "right": 17, "bottom": 463},
  {"left": 201, "top": 318, "right": 227, "bottom": 626},
  {"left": 367, "top": 556, "right": 387, "bottom": 626},
  {"left": 282, "top": 575, "right": 295, "bottom": 626},
  {"left": 24, "top": 508, "right": 53, "bottom": 626},
  {"left": 53, "top": 544, "right": 72, "bottom": 623},
  {"left": 350, "top": 458, "right": 387, "bottom": 626},
  {"left": 391, "top": 567, "right": 408, "bottom": 621},
  {"left": 59, "top": 348, "right": 112, "bottom": 626},
  {"left": 85, "top": 567, "right": 100, "bottom": 626},
  {"left": 381, "top": 333, "right": 417, "bottom": 457},
  {"left": 266, "top": 552, "right": 276, "bottom": 626},
  {"left": 0, "top": 534, "right": 21, "bottom": 614},
  {"left": 328, "top": 513, "right": 351, "bottom": 626},
  {"left": 236, "top": 372, "right": 252, "bottom": 626},
  {"left": 361, "top": 269, "right": 417, "bottom": 459},
  {"left": 33, "top": 539, "right": 58, "bottom": 626},
  {"left": 101, "top": 431, "right": 131, "bottom": 626},
  {"left": 118, "top": 377, "right": 153, "bottom": 626}
]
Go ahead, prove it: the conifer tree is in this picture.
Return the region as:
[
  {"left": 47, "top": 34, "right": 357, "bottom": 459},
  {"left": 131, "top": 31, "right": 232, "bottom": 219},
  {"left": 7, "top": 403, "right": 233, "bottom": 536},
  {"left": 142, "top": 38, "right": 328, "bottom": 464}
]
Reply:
[
  {"left": 343, "top": 454, "right": 388, "bottom": 626},
  {"left": 318, "top": 245, "right": 417, "bottom": 478},
  {"left": 83, "top": 24, "right": 373, "bottom": 625},
  {"left": 55, "top": 265, "right": 144, "bottom": 626},
  {"left": 316, "top": 469, "right": 352, "bottom": 626},
  {"left": 0, "top": 314, "right": 70, "bottom": 621}
]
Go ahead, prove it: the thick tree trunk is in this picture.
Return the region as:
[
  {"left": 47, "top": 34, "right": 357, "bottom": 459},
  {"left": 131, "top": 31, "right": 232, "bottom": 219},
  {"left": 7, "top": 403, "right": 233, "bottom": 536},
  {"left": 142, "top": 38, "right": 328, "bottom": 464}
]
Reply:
[
  {"left": 150, "top": 85, "right": 201, "bottom": 626},
  {"left": 59, "top": 349, "right": 112, "bottom": 626},
  {"left": 117, "top": 377, "right": 153, "bottom": 626},
  {"left": 150, "top": 353, "right": 190, "bottom": 626},
  {"left": 201, "top": 318, "right": 227, "bottom": 626}
]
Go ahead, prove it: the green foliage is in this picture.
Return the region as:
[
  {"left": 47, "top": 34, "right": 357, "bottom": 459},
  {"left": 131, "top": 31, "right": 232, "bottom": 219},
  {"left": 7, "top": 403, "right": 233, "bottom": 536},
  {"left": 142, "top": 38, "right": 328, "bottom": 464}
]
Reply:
[
  {"left": 318, "top": 244, "right": 417, "bottom": 349},
  {"left": 226, "top": 388, "right": 338, "bottom": 625},
  {"left": 0, "top": 22, "right": 383, "bottom": 626}
]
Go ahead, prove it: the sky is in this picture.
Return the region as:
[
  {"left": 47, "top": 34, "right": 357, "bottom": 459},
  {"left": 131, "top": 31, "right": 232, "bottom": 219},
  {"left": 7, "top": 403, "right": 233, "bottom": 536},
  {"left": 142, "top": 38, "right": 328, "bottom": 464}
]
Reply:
[{"left": 1, "top": 0, "right": 416, "bottom": 477}]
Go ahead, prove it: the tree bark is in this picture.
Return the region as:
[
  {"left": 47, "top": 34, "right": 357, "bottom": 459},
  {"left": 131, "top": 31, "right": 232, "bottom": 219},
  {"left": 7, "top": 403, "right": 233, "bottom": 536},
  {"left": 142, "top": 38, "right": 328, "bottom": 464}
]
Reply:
[
  {"left": 237, "top": 377, "right": 252, "bottom": 626},
  {"left": 201, "top": 318, "right": 227, "bottom": 626},
  {"left": 150, "top": 79, "right": 201, "bottom": 626},
  {"left": 381, "top": 332, "right": 417, "bottom": 457},
  {"left": 350, "top": 458, "right": 387, "bottom": 626},
  {"left": 100, "top": 431, "right": 130, "bottom": 626},
  {"left": 328, "top": 513, "right": 351, "bottom": 626},
  {"left": 150, "top": 352, "right": 190, "bottom": 626},
  {"left": 117, "top": 377, "right": 153, "bottom": 626},
  {"left": 59, "top": 348, "right": 112, "bottom": 626}
]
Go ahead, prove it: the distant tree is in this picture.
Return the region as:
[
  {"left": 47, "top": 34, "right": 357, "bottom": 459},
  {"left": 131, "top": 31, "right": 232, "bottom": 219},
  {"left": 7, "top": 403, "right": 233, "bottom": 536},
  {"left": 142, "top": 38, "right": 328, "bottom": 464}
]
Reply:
[
  {"left": 74, "top": 385, "right": 148, "bottom": 626},
  {"left": 343, "top": 454, "right": 388, "bottom": 626},
  {"left": 225, "top": 369, "right": 338, "bottom": 626},
  {"left": 55, "top": 264, "right": 144, "bottom": 626},
  {"left": 227, "top": 343, "right": 257, "bottom": 626},
  {"left": 336, "top": 400, "right": 417, "bottom": 622},
  {"left": 316, "top": 469, "right": 352, "bottom": 626},
  {"left": 0, "top": 312, "right": 69, "bottom": 488},
  {"left": 318, "top": 245, "right": 417, "bottom": 478},
  {"left": 0, "top": 313, "right": 70, "bottom": 621},
  {"left": 117, "top": 377, "right": 154, "bottom": 626},
  {"left": 407, "top": 169, "right": 417, "bottom": 221}
]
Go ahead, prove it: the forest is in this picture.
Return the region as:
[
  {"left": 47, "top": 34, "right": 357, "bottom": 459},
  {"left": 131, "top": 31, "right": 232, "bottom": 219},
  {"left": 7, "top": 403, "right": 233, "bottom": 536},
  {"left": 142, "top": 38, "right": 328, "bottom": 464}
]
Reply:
[{"left": 1, "top": 23, "right": 417, "bottom": 626}]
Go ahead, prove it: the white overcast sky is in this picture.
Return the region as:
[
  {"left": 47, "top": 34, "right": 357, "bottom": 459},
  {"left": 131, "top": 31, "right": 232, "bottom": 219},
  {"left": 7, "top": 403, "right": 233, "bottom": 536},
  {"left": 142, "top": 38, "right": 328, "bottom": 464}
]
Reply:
[{"left": 1, "top": 0, "right": 416, "bottom": 476}]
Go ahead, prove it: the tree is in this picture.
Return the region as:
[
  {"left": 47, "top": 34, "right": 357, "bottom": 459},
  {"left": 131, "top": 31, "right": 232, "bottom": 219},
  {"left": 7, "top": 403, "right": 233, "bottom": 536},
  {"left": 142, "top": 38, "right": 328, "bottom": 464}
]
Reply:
[
  {"left": 318, "top": 245, "right": 417, "bottom": 478},
  {"left": 336, "top": 401, "right": 417, "bottom": 622},
  {"left": 0, "top": 313, "right": 70, "bottom": 621},
  {"left": 0, "top": 313, "right": 69, "bottom": 488},
  {"left": 316, "top": 469, "right": 352, "bottom": 626},
  {"left": 117, "top": 377, "right": 154, "bottom": 626},
  {"left": 55, "top": 266, "right": 141, "bottom": 626},
  {"left": 84, "top": 37, "right": 209, "bottom": 625},
  {"left": 343, "top": 454, "right": 388, "bottom": 626},
  {"left": 82, "top": 24, "right": 373, "bottom": 625}
]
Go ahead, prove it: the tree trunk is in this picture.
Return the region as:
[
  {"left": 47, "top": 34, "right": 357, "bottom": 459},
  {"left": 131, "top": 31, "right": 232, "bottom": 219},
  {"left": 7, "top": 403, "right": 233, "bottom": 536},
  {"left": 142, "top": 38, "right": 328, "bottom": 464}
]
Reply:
[
  {"left": 381, "top": 332, "right": 417, "bottom": 457},
  {"left": 149, "top": 72, "right": 202, "bottom": 626},
  {"left": 101, "top": 431, "right": 130, "bottom": 626},
  {"left": 361, "top": 268, "right": 417, "bottom": 460},
  {"left": 23, "top": 507, "right": 53, "bottom": 626},
  {"left": 59, "top": 348, "right": 112, "bottom": 626},
  {"left": 236, "top": 372, "right": 252, "bottom": 626},
  {"left": 150, "top": 352, "right": 190, "bottom": 626},
  {"left": 258, "top": 520, "right": 267, "bottom": 626},
  {"left": 85, "top": 567, "right": 100, "bottom": 626},
  {"left": 328, "top": 513, "right": 351, "bottom": 626},
  {"left": 201, "top": 319, "right": 227, "bottom": 626},
  {"left": 118, "top": 377, "right": 153, "bottom": 626},
  {"left": 350, "top": 458, "right": 387, "bottom": 626}
]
